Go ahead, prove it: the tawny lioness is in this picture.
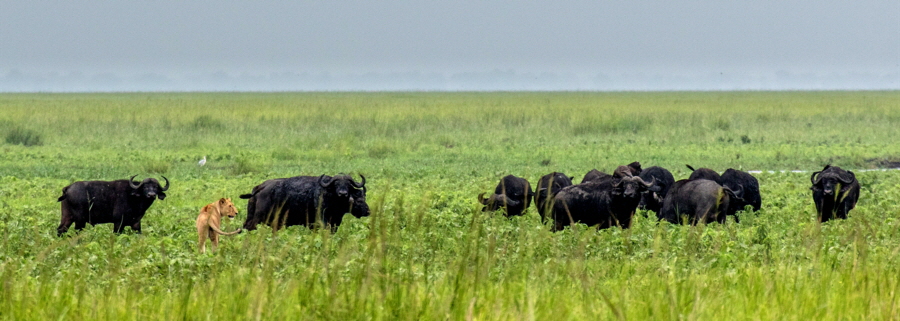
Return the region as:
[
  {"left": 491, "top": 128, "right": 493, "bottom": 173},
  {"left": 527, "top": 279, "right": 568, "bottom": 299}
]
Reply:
[{"left": 196, "top": 198, "right": 242, "bottom": 253}]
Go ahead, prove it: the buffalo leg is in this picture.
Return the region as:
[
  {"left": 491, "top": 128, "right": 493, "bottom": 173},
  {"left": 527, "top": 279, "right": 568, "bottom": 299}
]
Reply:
[
  {"left": 131, "top": 221, "right": 142, "bottom": 234},
  {"left": 74, "top": 221, "right": 86, "bottom": 232},
  {"left": 57, "top": 217, "right": 74, "bottom": 236},
  {"left": 113, "top": 222, "right": 125, "bottom": 234}
]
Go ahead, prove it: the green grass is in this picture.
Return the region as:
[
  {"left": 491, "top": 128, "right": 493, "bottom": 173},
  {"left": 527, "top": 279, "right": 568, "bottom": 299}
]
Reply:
[{"left": 1, "top": 91, "right": 900, "bottom": 320}]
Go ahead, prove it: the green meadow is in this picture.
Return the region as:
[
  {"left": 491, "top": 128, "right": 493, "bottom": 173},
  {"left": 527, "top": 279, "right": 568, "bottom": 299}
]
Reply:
[{"left": 1, "top": 91, "right": 900, "bottom": 320}]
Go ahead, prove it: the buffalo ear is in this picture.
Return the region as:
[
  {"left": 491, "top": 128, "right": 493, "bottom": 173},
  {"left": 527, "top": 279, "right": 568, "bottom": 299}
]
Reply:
[
  {"left": 157, "top": 192, "right": 167, "bottom": 200},
  {"left": 648, "top": 185, "right": 662, "bottom": 192}
]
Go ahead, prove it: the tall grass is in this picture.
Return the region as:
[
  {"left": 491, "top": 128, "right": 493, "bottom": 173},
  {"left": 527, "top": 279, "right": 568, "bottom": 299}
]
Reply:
[{"left": 1, "top": 91, "right": 899, "bottom": 320}]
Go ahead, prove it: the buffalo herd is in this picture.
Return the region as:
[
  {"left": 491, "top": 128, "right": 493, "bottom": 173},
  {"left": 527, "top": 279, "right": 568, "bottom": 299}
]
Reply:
[
  {"left": 479, "top": 163, "right": 860, "bottom": 231},
  {"left": 55, "top": 163, "right": 860, "bottom": 235}
]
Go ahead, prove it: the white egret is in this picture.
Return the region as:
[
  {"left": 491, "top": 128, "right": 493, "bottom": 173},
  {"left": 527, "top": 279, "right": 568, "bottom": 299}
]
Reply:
[{"left": 198, "top": 156, "right": 207, "bottom": 167}]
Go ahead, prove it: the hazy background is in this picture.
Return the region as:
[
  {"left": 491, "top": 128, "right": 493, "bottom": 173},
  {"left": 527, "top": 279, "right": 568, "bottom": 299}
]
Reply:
[{"left": 1, "top": 1, "right": 897, "bottom": 91}]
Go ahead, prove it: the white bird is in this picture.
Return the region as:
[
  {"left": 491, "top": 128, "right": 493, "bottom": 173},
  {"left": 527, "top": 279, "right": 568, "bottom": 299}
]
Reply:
[{"left": 198, "top": 156, "right": 207, "bottom": 167}]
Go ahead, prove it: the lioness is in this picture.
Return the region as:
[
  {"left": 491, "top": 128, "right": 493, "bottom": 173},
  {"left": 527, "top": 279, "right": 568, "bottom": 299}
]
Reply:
[{"left": 196, "top": 198, "right": 242, "bottom": 253}]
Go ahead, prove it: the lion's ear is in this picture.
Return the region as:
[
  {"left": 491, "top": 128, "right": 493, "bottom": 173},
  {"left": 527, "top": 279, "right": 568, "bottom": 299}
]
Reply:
[{"left": 219, "top": 198, "right": 227, "bottom": 204}]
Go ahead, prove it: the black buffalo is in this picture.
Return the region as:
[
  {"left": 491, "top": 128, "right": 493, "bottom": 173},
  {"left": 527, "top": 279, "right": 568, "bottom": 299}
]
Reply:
[
  {"left": 552, "top": 166, "right": 657, "bottom": 231},
  {"left": 478, "top": 175, "right": 534, "bottom": 217},
  {"left": 637, "top": 166, "right": 675, "bottom": 214},
  {"left": 658, "top": 179, "right": 740, "bottom": 225},
  {"left": 56, "top": 175, "right": 169, "bottom": 236},
  {"left": 582, "top": 162, "right": 642, "bottom": 184},
  {"left": 686, "top": 165, "right": 722, "bottom": 182},
  {"left": 810, "top": 165, "right": 860, "bottom": 222},
  {"left": 534, "top": 172, "right": 574, "bottom": 222},
  {"left": 625, "top": 161, "right": 643, "bottom": 175},
  {"left": 240, "top": 174, "right": 369, "bottom": 231},
  {"left": 581, "top": 169, "right": 611, "bottom": 183},
  {"left": 721, "top": 168, "right": 762, "bottom": 212}
]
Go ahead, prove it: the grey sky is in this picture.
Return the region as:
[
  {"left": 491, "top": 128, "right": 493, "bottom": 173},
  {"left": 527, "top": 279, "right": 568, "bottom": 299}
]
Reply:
[{"left": 1, "top": 1, "right": 898, "bottom": 91}]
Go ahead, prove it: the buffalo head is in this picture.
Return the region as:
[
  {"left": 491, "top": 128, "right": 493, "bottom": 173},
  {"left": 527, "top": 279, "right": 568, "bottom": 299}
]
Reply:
[
  {"left": 319, "top": 174, "right": 366, "bottom": 198},
  {"left": 349, "top": 187, "right": 371, "bottom": 218},
  {"left": 611, "top": 166, "right": 658, "bottom": 198},
  {"left": 810, "top": 165, "right": 856, "bottom": 196},
  {"left": 478, "top": 192, "right": 512, "bottom": 212},
  {"left": 129, "top": 175, "right": 169, "bottom": 200}
]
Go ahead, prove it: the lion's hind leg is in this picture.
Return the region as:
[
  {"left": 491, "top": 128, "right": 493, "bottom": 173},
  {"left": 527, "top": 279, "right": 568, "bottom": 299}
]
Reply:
[{"left": 197, "top": 215, "right": 209, "bottom": 254}]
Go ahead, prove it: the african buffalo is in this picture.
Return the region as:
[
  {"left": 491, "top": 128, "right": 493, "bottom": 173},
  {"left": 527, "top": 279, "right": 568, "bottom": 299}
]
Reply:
[
  {"left": 56, "top": 175, "right": 169, "bottom": 236},
  {"left": 582, "top": 162, "right": 642, "bottom": 183},
  {"left": 240, "top": 174, "right": 369, "bottom": 231},
  {"left": 581, "top": 169, "right": 611, "bottom": 183},
  {"left": 686, "top": 165, "right": 722, "bottom": 183},
  {"left": 658, "top": 179, "right": 740, "bottom": 225},
  {"left": 721, "top": 168, "right": 761, "bottom": 212},
  {"left": 478, "top": 175, "right": 534, "bottom": 217},
  {"left": 534, "top": 172, "right": 574, "bottom": 222},
  {"left": 637, "top": 166, "right": 675, "bottom": 214},
  {"left": 810, "top": 165, "right": 860, "bottom": 222},
  {"left": 552, "top": 166, "right": 657, "bottom": 231}
]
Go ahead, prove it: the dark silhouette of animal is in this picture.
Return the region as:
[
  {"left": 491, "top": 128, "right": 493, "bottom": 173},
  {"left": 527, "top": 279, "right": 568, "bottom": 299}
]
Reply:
[
  {"left": 478, "top": 175, "right": 534, "bottom": 217},
  {"left": 581, "top": 169, "right": 611, "bottom": 183},
  {"left": 658, "top": 179, "right": 740, "bottom": 225},
  {"left": 810, "top": 165, "right": 860, "bottom": 222},
  {"left": 240, "top": 174, "right": 369, "bottom": 231},
  {"left": 720, "top": 169, "right": 762, "bottom": 212},
  {"left": 56, "top": 175, "right": 169, "bottom": 236},
  {"left": 625, "top": 161, "right": 643, "bottom": 175},
  {"left": 534, "top": 172, "right": 574, "bottom": 222},
  {"left": 637, "top": 166, "right": 675, "bottom": 214},
  {"left": 686, "top": 165, "right": 722, "bottom": 182},
  {"left": 552, "top": 166, "right": 657, "bottom": 231},
  {"left": 582, "top": 162, "right": 642, "bottom": 184}
]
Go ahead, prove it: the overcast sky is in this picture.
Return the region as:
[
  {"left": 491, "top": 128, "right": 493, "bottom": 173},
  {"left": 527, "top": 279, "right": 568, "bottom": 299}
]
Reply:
[{"left": 1, "top": 1, "right": 898, "bottom": 91}]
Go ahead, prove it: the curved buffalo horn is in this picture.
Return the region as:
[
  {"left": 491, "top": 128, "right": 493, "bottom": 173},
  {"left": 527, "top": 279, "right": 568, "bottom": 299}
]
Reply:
[
  {"left": 837, "top": 172, "right": 855, "bottom": 185},
  {"left": 477, "top": 192, "right": 487, "bottom": 205},
  {"left": 129, "top": 175, "right": 143, "bottom": 189},
  {"left": 318, "top": 175, "right": 334, "bottom": 188},
  {"left": 350, "top": 174, "right": 366, "bottom": 189},
  {"left": 686, "top": 164, "right": 696, "bottom": 171},
  {"left": 732, "top": 184, "right": 744, "bottom": 197},
  {"left": 636, "top": 176, "right": 656, "bottom": 188},
  {"left": 160, "top": 176, "right": 170, "bottom": 191},
  {"left": 810, "top": 171, "right": 822, "bottom": 186}
]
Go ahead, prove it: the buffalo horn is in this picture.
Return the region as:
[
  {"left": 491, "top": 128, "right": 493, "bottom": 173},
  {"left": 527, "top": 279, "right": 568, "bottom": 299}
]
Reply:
[
  {"left": 318, "top": 175, "right": 334, "bottom": 188},
  {"left": 350, "top": 174, "right": 366, "bottom": 189},
  {"left": 129, "top": 175, "right": 143, "bottom": 189},
  {"left": 837, "top": 172, "right": 855, "bottom": 185},
  {"left": 810, "top": 171, "right": 822, "bottom": 186},
  {"left": 636, "top": 176, "right": 656, "bottom": 188},
  {"left": 478, "top": 192, "right": 487, "bottom": 205},
  {"left": 160, "top": 176, "right": 170, "bottom": 191}
]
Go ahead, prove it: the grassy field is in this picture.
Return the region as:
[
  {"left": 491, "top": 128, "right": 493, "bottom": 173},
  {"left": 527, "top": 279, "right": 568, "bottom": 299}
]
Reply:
[{"left": 1, "top": 91, "right": 900, "bottom": 320}]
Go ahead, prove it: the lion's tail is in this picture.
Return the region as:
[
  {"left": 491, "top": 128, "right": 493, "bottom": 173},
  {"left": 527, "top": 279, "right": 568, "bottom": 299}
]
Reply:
[{"left": 209, "top": 224, "right": 242, "bottom": 236}]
